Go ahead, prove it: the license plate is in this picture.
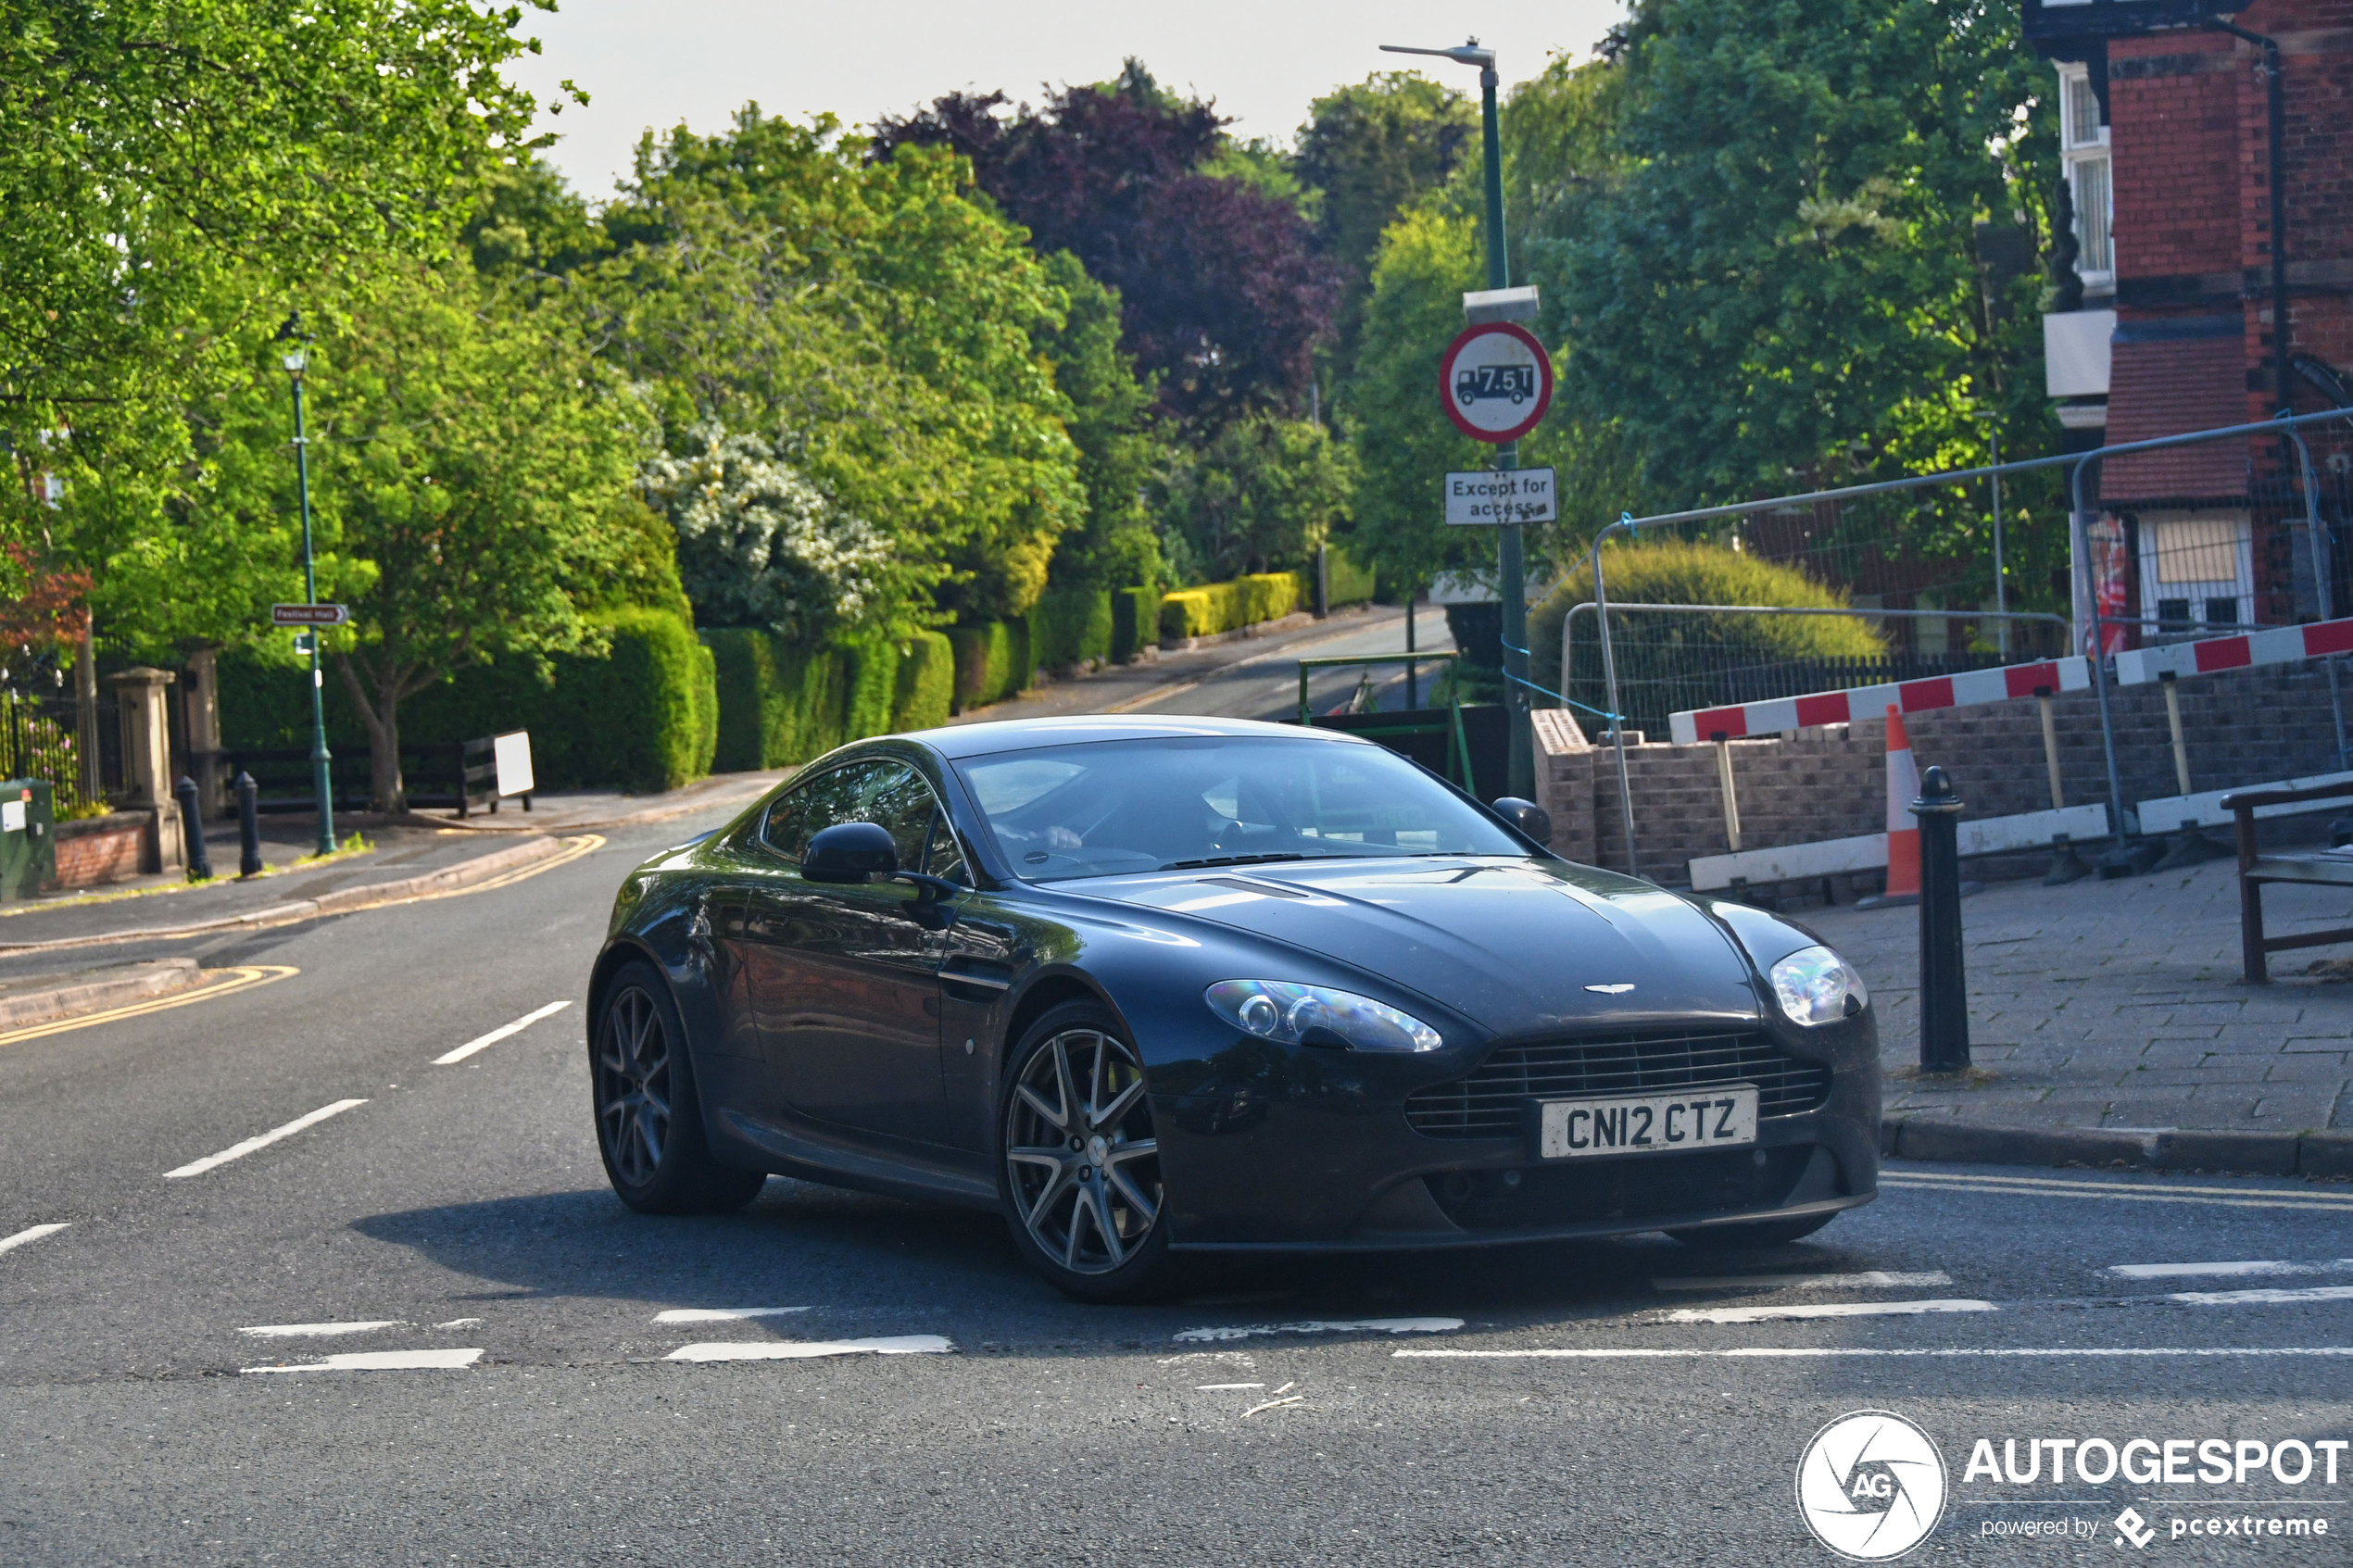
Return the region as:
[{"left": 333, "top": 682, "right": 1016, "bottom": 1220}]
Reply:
[{"left": 1537, "top": 1085, "right": 1759, "bottom": 1160}]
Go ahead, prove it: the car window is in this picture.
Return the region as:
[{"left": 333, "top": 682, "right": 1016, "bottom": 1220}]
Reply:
[
  {"left": 868, "top": 767, "right": 970, "bottom": 884},
  {"left": 760, "top": 760, "right": 900, "bottom": 861},
  {"left": 950, "top": 735, "right": 1524, "bottom": 881},
  {"left": 761, "top": 759, "right": 969, "bottom": 884}
]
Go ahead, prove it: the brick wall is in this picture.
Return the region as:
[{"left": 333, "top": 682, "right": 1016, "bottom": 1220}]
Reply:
[
  {"left": 52, "top": 814, "right": 146, "bottom": 890},
  {"left": 1536, "top": 660, "right": 2349, "bottom": 894}
]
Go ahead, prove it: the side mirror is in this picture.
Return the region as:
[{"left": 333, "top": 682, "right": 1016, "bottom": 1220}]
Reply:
[
  {"left": 1491, "top": 796, "right": 1553, "bottom": 847},
  {"left": 802, "top": 822, "right": 898, "bottom": 884}
]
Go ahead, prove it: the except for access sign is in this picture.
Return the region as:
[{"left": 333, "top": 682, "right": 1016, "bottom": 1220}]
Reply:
[
  {"left": 1445, "top": 467, "right": 1557, "bottom": 525},
  {"left": 271, "top": 603, "right": 349, "bottom": 627},
  {"left": 1439, "top": 321, "right": 1553, "bottom": 444}
]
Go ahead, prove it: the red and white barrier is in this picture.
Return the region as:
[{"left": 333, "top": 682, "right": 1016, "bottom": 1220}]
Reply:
[
  {"left": 1687, "top": 804, "right": 2109, "bottom": 893},
  {"left": 1668, "top": 656, "right": 2091, "bottom": 746},
  {"left": 1882, "top": 707, "right": 1921, "bottom": 900},
  {"left": 2114, "top": 616, "right": 2353, "bottom": 686}
]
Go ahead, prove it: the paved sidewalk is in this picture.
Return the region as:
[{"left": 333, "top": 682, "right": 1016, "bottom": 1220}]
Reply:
[
  {"left": 1803, "top": 853, "right": 2353, "bottom": 1142},
  {"left": 404, "top": 768, "right": 786, "bottom": 833}
]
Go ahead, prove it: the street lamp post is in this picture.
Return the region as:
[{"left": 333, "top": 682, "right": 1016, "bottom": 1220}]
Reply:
[
  {"left": 1380, "top": 37, "right": 1533, "bottom": 797},
  {"left": 277, "top": 314, "right": 337, "bottom": 859}
]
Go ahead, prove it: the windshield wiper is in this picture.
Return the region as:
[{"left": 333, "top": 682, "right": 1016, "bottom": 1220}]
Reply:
[{"left": 1159, "top": 851, "right": 1315, "bottom": 872}]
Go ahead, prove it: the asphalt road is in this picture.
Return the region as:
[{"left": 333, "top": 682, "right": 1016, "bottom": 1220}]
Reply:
[
  {"left": 949, "top": 603, "right": 1460, "bottom": 728},
  {"left": 5, "top": 805, "right": 2351, "bottom": 1565}
]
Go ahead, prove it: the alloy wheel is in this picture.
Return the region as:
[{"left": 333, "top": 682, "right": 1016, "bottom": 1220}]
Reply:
[
  {"left": 596, "top": 985, "right": 672, "bottom": 1186},
  {"left": 1003, "top": 1028, "right": 1161, "bottom": 1275}
]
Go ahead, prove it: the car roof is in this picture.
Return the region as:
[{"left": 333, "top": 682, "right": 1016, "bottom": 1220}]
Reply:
[{"left": 903, "top": 714, "right": 1370, "bottom": 761}]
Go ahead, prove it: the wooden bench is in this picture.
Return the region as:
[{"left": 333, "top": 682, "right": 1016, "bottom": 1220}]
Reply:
[{"left": 2228, "top": 779, "right": 2353, "bottom": 982}]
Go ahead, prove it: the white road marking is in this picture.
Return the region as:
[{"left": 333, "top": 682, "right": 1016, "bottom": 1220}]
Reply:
[
  {"left": 1653, "top": 1271, "right": 1952, "bottom": 1292},
  {"left": 0, "top": 1223, "right": 68, "bottom": 1257},
  {"left": 2171, "top": 1286, "right": 2353, "bottom": 1306},
  {"left": 1884, "top": 1173, "right": 2353, "bottom": 1214},
  {"left": 665, "top": 1336, "right": 952, "bottom": 1362},
  {"left": 243, "top": 1348, "right": 482, "bottom": 1373},
  {"left": 1193, "top": 1383, "right": 1265, "bottom": 1390},
  {"left": 162, "top": 1099, "right": 368, "bottom": 1180},
  {"left": 434, "top": 1000, "right": 572, "bottom": 1065},
  {"left": 1396, "top": 1346, "right": 2353, "bottom": 1360},
  {"left": 1661, "top": 1298, "right": 1994, "bottom": 1325},
  {"left": 1241, "top": 1395, "right": 1306, "bottom": 1418},
  {"left": 434, "top": 1318, "right": 483, "bottom": 1329},
  {"left": 237, "top": 1321, "right": 402, "bottom": 1337},
  {"left": 1172, "top": 1317, "right": 1463, "bottom": 1343},
  {"left": 2111, "top": 1259, "right": 2353, "bottom": 1279},
  {"left": 651, "top": 1307, "right": 812, "bottom": 1324}
]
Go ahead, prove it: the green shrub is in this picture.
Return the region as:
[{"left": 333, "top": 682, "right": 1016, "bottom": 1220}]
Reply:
[
  {"left": 218, "top": 608, "right": 717, "bottom": 793},
  {"left": 949, "top": 621, "right": 1034, "bottom": 712},
  {"left": 1029, "top": 589, "right": 1114, "bottom": 672},
  {"left": 1157, "top": 572, "right": 1303, "bottom": 644},
  {"left": 1530, "top": 541, "right": 1885, "bottom": 734},
  {"left": 1111, "top": 587, "right": 1161, "bottom": 663},
  {"left": 706, "top": 629, "right": 852, "bottom": 771},
  {"left": 1326, "top": 544, "right": 1377, "bottom": 608},
  {"left": 891, "top": 632, "right": 954, "bottom": 731}
]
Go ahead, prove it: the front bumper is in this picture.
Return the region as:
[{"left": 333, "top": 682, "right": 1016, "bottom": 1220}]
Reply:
[{"left": 1151, "top": 1015, "right": 1881, "bottom": 1252}]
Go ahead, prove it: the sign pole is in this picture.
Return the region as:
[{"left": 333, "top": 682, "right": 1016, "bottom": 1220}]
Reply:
[{"left": 1476, "top": 57, "right": 1535, "bottom": 801}]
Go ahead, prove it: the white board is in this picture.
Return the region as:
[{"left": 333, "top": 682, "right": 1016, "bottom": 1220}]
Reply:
[{"left": 493, "top": 731, "right": 535, "bottom": 798}]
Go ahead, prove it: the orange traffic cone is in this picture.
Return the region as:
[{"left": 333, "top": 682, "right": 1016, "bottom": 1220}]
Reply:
[{"left": 1883, "top": 704, "right": 1921, "bottom": 901}]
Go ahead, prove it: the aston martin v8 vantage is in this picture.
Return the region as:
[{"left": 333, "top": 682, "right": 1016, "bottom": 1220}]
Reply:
[{"left": 586, "top": 716, "right": 1879, "bottom": 1299}]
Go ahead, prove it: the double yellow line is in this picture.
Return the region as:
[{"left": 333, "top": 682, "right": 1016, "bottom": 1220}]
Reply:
[{"left": 0, "top": 964, "right": 299, "bottom": 1049}]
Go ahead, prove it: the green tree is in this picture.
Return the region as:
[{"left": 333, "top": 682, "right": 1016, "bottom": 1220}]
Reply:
[
  {"left": 1, "top": 0, "right": 553, "bottom": 523},
  {"left": 1529, "top": 0, "right": 2057, "bottom": 503},
  {"left": 1036, "top": 253, "right": 1166, "bottom": 592},
  {"left": 245, "top": 260, "right": 648, "bottom": 810},
  {"left": 1294, "top": 72, "right": 1475, "bottom": 369},
  {"left": 585, "top": 110, "right": 1084, "bottom": 627},
  {"left": 1158, "top": 414, "right": 1354, "bottom": 582}
]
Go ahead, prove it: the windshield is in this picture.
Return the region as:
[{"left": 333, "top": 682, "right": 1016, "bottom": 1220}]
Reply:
[{"left": 952, "top": 735, "right": 1527, "bottom": 882}]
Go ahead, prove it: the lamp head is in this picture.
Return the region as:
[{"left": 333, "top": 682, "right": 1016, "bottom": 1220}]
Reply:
[
  {"left": 275, "top": 313, "right": 310, "bottom": 377},
  {"left": 1378, "top": 37, "right": 1496, "bottom": 70}
]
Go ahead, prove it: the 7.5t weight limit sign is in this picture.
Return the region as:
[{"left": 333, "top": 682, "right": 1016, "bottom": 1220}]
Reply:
[{"left": 1439, "top": 321, "right": 1552, "bottom": 444}]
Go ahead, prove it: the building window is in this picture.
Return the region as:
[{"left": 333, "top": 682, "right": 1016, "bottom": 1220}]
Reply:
[
  {"left": 2057, "top": 64, "right": 2113, "bottom": 286},
  {"left": 2138, "top": 513, "right": 2252, "bottom": 637}
]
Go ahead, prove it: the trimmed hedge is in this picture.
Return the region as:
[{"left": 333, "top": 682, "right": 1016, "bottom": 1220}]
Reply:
[
  {"left": 705, "top": 629, "right": 959, "bottom": 770},
  {"left": 948, "top": 621, "right": 1026, "bottom": 713},
  {"left": 1318, "top": 545, "right": 1377, "bottom": 608},
  {"left": 1111, "top": 587, "right": 1160, "bottom": 663},
  {"left": 1159, "top": 572, "right": 1303, "bottom": 644},
  {"left": 891, "top": 631, "right": 954, "bottom": 732},
  {"left": 1028, "top": 588, "right": 1114, "bottom": 673},
  {"left": 219, "top": 608, "right": 719, "bottom": 793}
]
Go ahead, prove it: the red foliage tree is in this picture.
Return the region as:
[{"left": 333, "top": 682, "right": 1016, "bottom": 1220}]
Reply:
[{"left": 875, "top": 75, "right": 1339, "bottom": 424}]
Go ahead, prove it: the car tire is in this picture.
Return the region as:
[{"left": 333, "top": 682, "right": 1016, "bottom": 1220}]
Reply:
[
  {"left": 996, "top": 1000, "right": 1182, "bottom": 1303},
  {"left": 592, "top": 960, "right": 767, "bottom": 1216},
  {"left": 1666, "top": 1210, "right": 1840, "bottom": 1248}
]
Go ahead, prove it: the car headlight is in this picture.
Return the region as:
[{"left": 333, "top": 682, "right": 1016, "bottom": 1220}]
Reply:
[
  {"left": 1204, "top": 980, "right": 1443, "bottom": 1053},
  {"left": 1769, "top": 944, "right": 1868, "bottom": 1026}
]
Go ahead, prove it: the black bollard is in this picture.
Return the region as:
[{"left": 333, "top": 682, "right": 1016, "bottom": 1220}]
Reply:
[
  {"left": 1911, "top": 765, "right": 1969, "bottom": 1073},
  {"left": 234, "top": 771, "right": 264, "bottom": 878},
  {"left": 174, "top": 774, "right": 213, "bottom": 881}
]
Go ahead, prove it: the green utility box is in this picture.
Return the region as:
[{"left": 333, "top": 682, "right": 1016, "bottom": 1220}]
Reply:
[{"left": 0, "top": 779, "right": 57, "bottom": 901}]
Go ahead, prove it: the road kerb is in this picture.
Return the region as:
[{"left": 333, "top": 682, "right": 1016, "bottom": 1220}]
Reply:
[
  {"left": 0, "top": 834, "right": 586, "bottom": 953},
  {"left": 0, "top": 959, "right": 200, "bottom": 1028},
  {"left": 1881, "top": 1115, "right": 2345, "bottom": 1178}
]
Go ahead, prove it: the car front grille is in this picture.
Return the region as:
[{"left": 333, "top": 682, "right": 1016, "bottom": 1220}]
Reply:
[{"left": 1403, "top": 1029, "right": 1831, "bottom": 1139}]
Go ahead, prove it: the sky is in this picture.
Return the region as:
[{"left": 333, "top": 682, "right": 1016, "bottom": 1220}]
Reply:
[{"left": 508, "top": 0, "right": 1630, "bottom": 199}]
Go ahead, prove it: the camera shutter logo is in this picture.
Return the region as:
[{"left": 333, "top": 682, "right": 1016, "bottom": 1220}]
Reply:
[{"left": 1795, "top": 1410, "right": 1947, "bottom": 1560}]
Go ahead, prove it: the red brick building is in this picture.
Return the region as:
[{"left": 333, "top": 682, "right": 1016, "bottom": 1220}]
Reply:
[{"left": 2029, "top": 0, "right": 2353, "bottom": 639}]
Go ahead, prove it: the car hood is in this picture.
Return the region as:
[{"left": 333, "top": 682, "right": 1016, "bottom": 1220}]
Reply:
[{"left": 1067, "top": 857, "right": 1763, "bottom": 1039}]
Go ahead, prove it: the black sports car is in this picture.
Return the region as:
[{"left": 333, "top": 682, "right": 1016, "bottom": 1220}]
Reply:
[{"left": 586, "top": 716, "right": 1880, "bottom": 1299}]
